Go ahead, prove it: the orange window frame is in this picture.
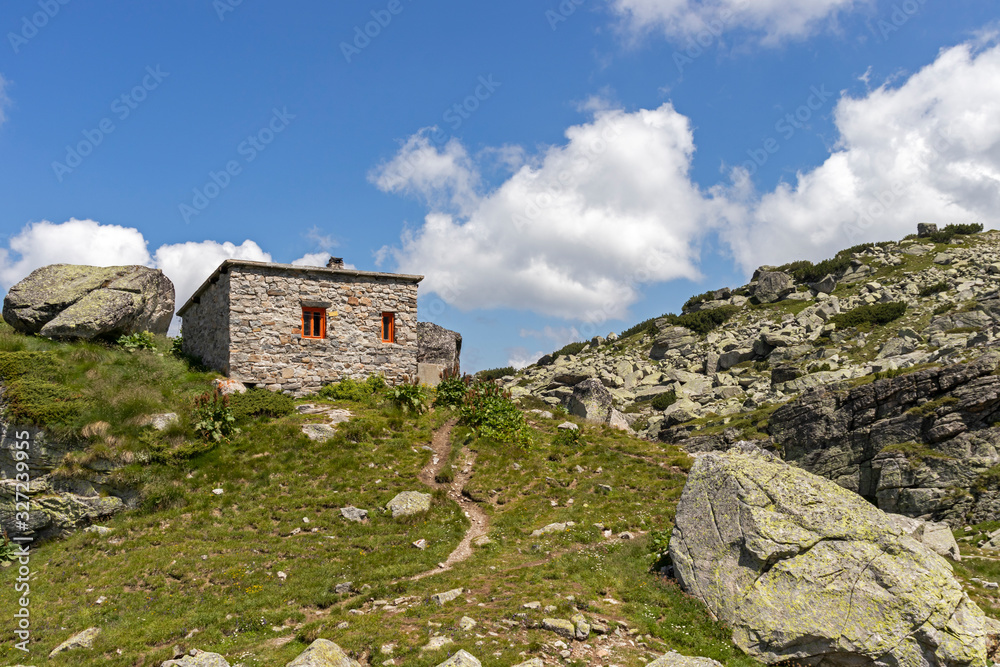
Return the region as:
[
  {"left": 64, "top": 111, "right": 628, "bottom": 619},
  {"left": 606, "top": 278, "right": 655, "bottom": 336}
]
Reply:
[
  {"left": 381, "top": 312, "right": 395, "bottom": 343},
  {"left": 302, "top": 307, "right": 326, "bottom": 339}
]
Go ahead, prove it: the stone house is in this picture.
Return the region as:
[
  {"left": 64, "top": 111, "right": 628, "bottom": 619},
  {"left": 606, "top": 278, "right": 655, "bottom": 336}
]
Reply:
[{"left": 178, "top": 258, "right": 423, "bottom": 396}]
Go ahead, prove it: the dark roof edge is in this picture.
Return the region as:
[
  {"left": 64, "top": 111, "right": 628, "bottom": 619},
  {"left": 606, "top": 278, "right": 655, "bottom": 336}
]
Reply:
[{"left": 177, "top": 259, "right": 424, "bottom": 317}]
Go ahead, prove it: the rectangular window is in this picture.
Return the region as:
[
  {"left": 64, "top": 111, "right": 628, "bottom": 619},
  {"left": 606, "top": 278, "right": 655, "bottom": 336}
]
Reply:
[
  {"left": 302, "top": 307, "right": 326, "bottom": 339},
  {"left": 381, "top": 312, "right": 395, "bottom": 343}
]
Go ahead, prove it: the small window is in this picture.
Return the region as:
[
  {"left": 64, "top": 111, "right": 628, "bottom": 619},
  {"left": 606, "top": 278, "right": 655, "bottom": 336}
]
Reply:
[
  {"left": 302, "top": 307, "right": 326, "bottom": 339},
  {"left": 381, "top": 312, "right": 395, "bottom": 343}
]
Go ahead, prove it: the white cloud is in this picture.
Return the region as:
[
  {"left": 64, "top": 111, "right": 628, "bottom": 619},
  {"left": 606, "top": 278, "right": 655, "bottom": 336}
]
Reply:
[
  {"left": 507, "top": 347, "right": 547, "bottom": 370},
  {"left": 0, "top": 219, "right": 151, "bottom": 288},
  {"left": 369, "top": 130, "right": 482, "bottom": 215},
  {"left": 520, "top": 325, "right": 584, "bottom": 350},
  {"left": 152, "top": 239, "right": 271, "bottom": 313},
  {"left": 375, "top": 104, "right": 716, "bottom": 322},
  {"left": 609, "top": 0, "right": 868, "bottom": 46},
  {"left": 291, "top": 252, "right": 332, "bottom": 268},
  {"left": 722, "top": 40, "right": 1000, "bottom": 271}
]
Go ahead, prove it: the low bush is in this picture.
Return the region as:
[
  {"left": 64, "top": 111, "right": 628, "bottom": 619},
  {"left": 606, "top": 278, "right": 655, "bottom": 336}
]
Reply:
[
  {"left": 666, "top": 305, "right": 741, "bottom": 335},
  {"left": 459, "top": 381, "right": 532, "bottom": 449},
  {"left": 919, "top": 282, "right": 949, "bottom": 298},
  {"left": 829, "top": 302, "right": 907, "bottom": 330},
  {"left": 553, "top": 426, "right": 582, "bottom": 447},
  {"left": 319, "top": 375, "right": 386, "bottom": 401},
  {"left": 229, "top": 388, "right": 295, "bottom": 422},
  {"left": 553, "top": 342, "right": 588, "bottom": 359},
  {"left": 433, "top": 376, "right": 468, "bottom": 408},
  {"left": 117, "top": 331, "right": 156, "bottom": 352},
  {"left": 2, "top": 378, "right": 82, "bottom": 426},
  {"left": 683, "top": 290, "right": 718, "bottom": 310},
  {"left": 386, "top": 383, "right": 429, "bottom": 414},
  {"left": 476, "top": 367, "right": 516, "bottom": 382},
  {"left": 192, "top": 390, "right": 239, "bottom": 442},
  {"left": 651, "top": 390, "right": 678, "bottom": 411},
  {"left": 619, "top": 318, "right": 658, "bottom": 340},
  {"left": 928, "top": 222, "right": 984, "bottom": 244}
]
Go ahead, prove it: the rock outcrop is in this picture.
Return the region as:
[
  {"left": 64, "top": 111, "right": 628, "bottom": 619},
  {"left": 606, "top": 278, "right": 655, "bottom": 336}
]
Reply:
[
  {"left": 669, "top": 447, "right": 987, "bottom": 666},
  {"left": 3, "top": 264, "right": 175, "bottom": 340},
  {"left": 752, "top": 270, "right": 794, "bottom": 304},
  {"left": 769, "top": 353, "right": 1000, "bottom": 525},
  {"left": 417, "top": 322, "right": 462, "bottom": 376}
]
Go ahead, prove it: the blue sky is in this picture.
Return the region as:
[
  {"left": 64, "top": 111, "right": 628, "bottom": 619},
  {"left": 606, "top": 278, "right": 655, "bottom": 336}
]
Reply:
[{"left": 1, "top": 1, "right": 998, "bottom": 371}]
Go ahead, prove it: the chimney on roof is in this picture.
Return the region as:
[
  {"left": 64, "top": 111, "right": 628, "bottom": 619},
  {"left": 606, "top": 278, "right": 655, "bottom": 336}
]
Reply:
[{"left": 326, "top": 257, "right": 345, "bottom": 269}]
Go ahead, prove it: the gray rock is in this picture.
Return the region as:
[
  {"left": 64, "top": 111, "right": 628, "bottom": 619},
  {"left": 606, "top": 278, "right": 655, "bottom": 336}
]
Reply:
[
  {"left": 136, "top": 413, "right": 179, "bottom": 431},
  {"left": 161, "top": 650, "right": 231, "bottom": 667},
  {"left": 417, "top": 322, "right": 462, "bottom": 376},
  {"left": 431, "top": 587, "right": 464, "bottom": 605},
  {"left": 212, "top": 379, "right": 247, "bottom": 396},
  {"left": 49, "top": 627, "right": 101, "bottom": 658},
  {"left": 301, "top": 424, "right": 337, "bottom": 442},
  {"left": 918, "top": 222, "right": 938, "bottom": 237},
  {"left": 285, "top": 639, "right": 361, "bottom": 666},
  {"left": 84, "top": 525, "right": 112, "bottom": 536},
  {"left": 567, "top": 378, "right": 614, "bottom": 424},
  {"left": 435, "top": 650, "right": 481, "bottom": 667},
  {"left": 4, "top": 264, "right": 174, "bottom": 340},
  {"left": 647, "top": 652, "right": 723, "bottom": 667},
  {"left": 669, "top": 448, "right": 986, "bottom": 666},
  {"left": 542, "top": 618, "right": 576, "bottom": 639},
  {"left": 386, "top": 491, "right": 432, "bottom": 517},
  {"left": 717, "top": 348, "right": 755, "bottom": 371},
  {"left": 809, "top": 274, "right": 837, "bottom": 294},
  {"left": 334, "top": 582, "right": 353, "bottom": 594},
  {"left": 531, "top": 522, "right": 569, "bottom": 537},
  {"left": 556, "top": 422, "right": 579, "bottom": 431},
  {"left": 886, "top": 513, "right": 962, "bottom": 561},
  {"left": 753, "top": 271, "right": 794, "bottom": 304},
  {"left": 458, "top": 616, "right": 477, "bottom": 631},
  {"left": 650, "top": 325, "right": 697, "bottom": 359},
  {"left": 340, "top": 506, "right": 368, "bottom": 523},
  {"left": 511, "top": 659, "right": 545, "bottom": 667}
]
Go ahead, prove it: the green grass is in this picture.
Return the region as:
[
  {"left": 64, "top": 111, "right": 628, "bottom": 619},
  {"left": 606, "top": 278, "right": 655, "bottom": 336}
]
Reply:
[{"left": 0, "top": 327, "right": 767, "bottom": 667}]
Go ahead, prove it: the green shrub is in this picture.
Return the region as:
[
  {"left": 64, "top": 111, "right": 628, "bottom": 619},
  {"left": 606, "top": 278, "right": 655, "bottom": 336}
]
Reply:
[
  {"left": 553, "top": 342, "right": 588, "bottom": 359},
  {"left": 829, "top": 302, "right": 907, "bottom": 330},
  {"left": 933, "top": 303, "right": 953, "bottom": 316},
  {"left": 662, "top": 305, "right": 740, "bottom": 335},
  {"left": 434, "top": 376, "right": 468, "bottom": 408},
  {"left": 619, "top": 318, "right": 658, "bottom": 340},
  {"left": 229, "top": 388, "right": 295, "bottom": 422},
  {"left": 117, "top": 331, "right": 156, "bottom": 352},
  {"left": 919, "top": 282, "right": 949, "bottom": 298},
  {"left": 0, "top": 351, "right": 58, "bottom": 380},
  {"left": 319, "top": 375, "right": 386, "bottom": 401},
  {"left": 683, "top": 290, "right": 718, "bottom": 310},
  {"left": 169, "top": 336, "right": 185, "bottom": 357},
  {"left": 193, "top": 390, "right": 240, "bottom": 442},
  {"left": 928, "top": 222, "right": 984, "bottom": 244},
  {"left": 459, "top": 382, "right": 532, "bottom": 449},
  {"left": 476, "top": 367, "right": 516, "bottom": 382},
  {"left": 2, "top": 378, "right": 82, "bottom": 426},
  {"left": 553, "top": 426, "right": 582, "bottom": 447},
  {"left": 386, "top": 383, "right": 429, "bottom": 414},
  {"left": 651, "top": 390, "right": 678, "bottom": 411}
]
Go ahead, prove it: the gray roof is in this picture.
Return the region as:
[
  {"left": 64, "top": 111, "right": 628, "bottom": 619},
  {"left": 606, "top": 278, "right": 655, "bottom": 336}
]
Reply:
[{"left": 177, "top": 259, "right": 423, "bottom": 317}]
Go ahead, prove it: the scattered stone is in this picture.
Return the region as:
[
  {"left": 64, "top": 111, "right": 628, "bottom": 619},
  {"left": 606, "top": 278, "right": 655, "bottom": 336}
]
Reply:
[
  {"left": 434, "top": 650, "right": 480, "bottom": 667},
  {"left": 334, "top": 582, "right": 353, "bottom": 595},
  {"left": 285, "top": 639, "right": 361, "bottom": 666},
  {"left": 647, "top": 652, "right": 723, "bottom": 666},
  {"left": 597, "top": 484, "right": 612, "bottom": 494},
  {"left": 412, "top": 539, "right": 427, "bottom": 549},
  {"left": 84, "top": 525, "right": 112, "bottom": 536},
  {"left": 340, "top": 506, "right": 368, "bottom": 523},
  {"left": 570, "top": 613, "right": 590, "bottom": 640},
  {"left": 136, "top": 412, "right": 180, "bottom": 430},
  {"left": 212, "top": 379, "right": 246, "bottom": 396},
  {"left": 421, "top": 636, "right": 454, "bottom": 651},
  {"left": 386, "top": 491, "right": 432, "bottom": 518},
  {"left": 531, "top": 522, "right": 569, "bottom": 537},
  {"left": 161, "top": 649, "right": 231, "bottom": 667},
  {"left": 556, "top": 422, "right": 579, "bottom": 431},
  {"left": 301, "top": 424, "right": 338, "bottom": 442},
  {"left": 212, "top": 489, "right": 224, "bottom": 495},
  {"left": 511, "top": 659, "right": 544, "bottom": 667},
  {"left": 49, "top": 627, "right": 101, "bottom": 658},
  {"left": 618, "top": 531, "right": 635, "bottom": 540},
  {"left": 458, "top": 616, "right": 477, "bottom": 631},
  {"left": 431, "top": 587, "right": 464, "bottom": 605},
  {"left": 542, "top": 618, "right": 576, "bottom": 639},
  {"left": 523, "top": 601, "right": 541, "bottom": 609}
]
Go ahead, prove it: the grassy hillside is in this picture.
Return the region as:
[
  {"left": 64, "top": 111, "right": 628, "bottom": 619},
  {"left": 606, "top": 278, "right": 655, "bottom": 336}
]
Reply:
[{"left": 0, "top": 324, "right": 763, "bottom": 666}]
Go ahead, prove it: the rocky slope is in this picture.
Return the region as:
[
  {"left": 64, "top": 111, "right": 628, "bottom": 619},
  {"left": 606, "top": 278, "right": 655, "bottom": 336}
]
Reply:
[{"left": 504, "top": 227, "right": 1000, "bottom": 525}]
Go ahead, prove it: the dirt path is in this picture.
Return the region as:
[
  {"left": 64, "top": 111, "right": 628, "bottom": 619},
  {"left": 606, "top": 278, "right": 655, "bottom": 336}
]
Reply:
[{"left": 410, "top": 418, "right": 490, "bottom": 581}]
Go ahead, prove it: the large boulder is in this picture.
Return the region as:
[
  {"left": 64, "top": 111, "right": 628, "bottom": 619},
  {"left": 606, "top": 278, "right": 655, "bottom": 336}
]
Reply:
[
  {"left": 650, "top": 325, "right": 697, "bottom": 359},
  {"left": 3, "top": 264, "right": 174, "bottom": 340},
  {"left": 417, "top": 322, "right": 462, "bottom": 376},
  {"left": 752, "top": 271, "right": 794, "bottom": 304},
  {"left": 286, "top": 639, "right": 361, "bottom": 666},
  {"left": 669, "top": 447, "right": 987, "bottom": 666},
  {"left": 567, "top": 378, "right": 617, "bottom": 425}
]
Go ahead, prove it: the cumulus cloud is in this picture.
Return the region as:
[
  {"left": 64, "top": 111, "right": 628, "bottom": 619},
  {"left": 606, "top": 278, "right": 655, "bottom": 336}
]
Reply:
[
  {"left": 152, "top": 239, "right": 271, "bottom": 311},
  {"left": 0, "top": 219, "right": 152, "bottom": 288},
  {"left": 507, "top": 347, "right": 547, "bottom": 370},
  {"left": 609, "top": 0, "right": 868, "bottom": 46},
  {"left": 374, "top": 104, "right": 717, "bottom": 323},
  {"left": 722, "top": 40, "right": 1000, "bottom": 271}
]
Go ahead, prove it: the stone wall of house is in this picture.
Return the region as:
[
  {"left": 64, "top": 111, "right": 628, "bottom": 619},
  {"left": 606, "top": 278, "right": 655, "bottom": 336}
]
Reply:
[
  {"left": 180, "top": 272, "right": 231, "bottom": 374},
  {"left": 227, "top": 265, "right": 419, "bottom": 396}
]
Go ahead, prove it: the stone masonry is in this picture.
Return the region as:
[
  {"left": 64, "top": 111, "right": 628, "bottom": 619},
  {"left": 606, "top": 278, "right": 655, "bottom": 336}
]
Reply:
[{"left": 178, "top": 260, "right": 422, "bottom": 396}]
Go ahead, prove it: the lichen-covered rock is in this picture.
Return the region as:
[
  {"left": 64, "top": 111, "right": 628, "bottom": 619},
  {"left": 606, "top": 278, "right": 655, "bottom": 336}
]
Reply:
[
  {"left": 647, "top": 652, "right": 723, "bottom": 667},
  {"left": 435, "top": 649, "right": 481, "bottom": 666},
  {"left": 752, "top": 271, "right": 794, "bottom": 304},
  {"left": 285, "top": 638, "right": 361, "bottom": 666},
  {"left": 417, "top": 321, "right": 462, "bottom": 376},
  {"left": 3, "top": 264, "right": 174, "bottom": 340},
  {"left": 567, "top": 378, "right": 614, "bottom": 424},
  {"left": 650, "top": 325, "right": 697, "bottom": 359},
  {"left": 161, "top": 649, "right": 231, "bottom": 667},
  {"left": 386, "top": 491, "right": 432, "bottom": 517},
  {"left": 49, "top": 626, "right": 101, "bottom": 658},
  {"left": 542, "top": 618, "right": 576, "bottom": 639},
  {"left": 669, "top": 448, "right": 987, "bottom": 666},
  {"left": 887, "top": 513, "right": 962, "bottom": 561}
]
